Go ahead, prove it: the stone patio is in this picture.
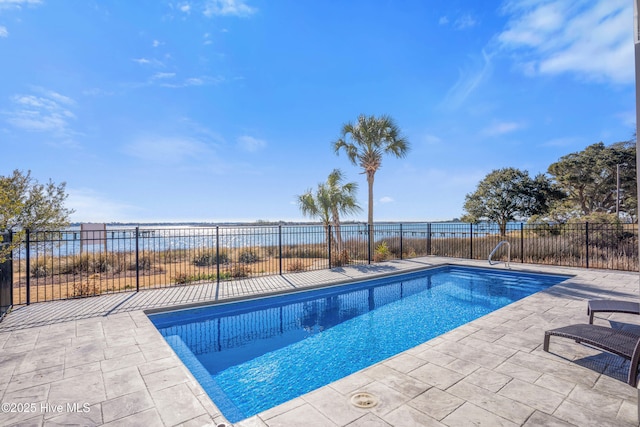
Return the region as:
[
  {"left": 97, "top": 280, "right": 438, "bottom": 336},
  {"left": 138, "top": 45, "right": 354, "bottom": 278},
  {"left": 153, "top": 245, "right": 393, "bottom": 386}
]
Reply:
[{"left": 1, "top": 257, "right": 640, "bottom": 426}]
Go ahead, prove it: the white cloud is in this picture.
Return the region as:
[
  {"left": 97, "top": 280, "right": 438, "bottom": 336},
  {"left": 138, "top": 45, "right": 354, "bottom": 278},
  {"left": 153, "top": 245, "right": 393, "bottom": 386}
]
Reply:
[
  {"left": 152, "top": 40, "right": 162, "bottom": 48},
  {"left": 203, "top": 0, "right": 256, "bottom": 17},
  {"left": 140, "top": 71, "right": 222, "bottom": 88},
  {"left": 379, "top": 196, "right": 394, "bottom": 204},
  {"left": 441, "top": 50, "right": 493, "bottom": 110},
  {"left": 481, "top": 121, "right": 524, "bottom": 136},
  {"left": 152, "top": 74, "right": 222, "bottom": 88},
  {"left": 237, "top": 135, "right": 266, "bottom": 152},
  {"left": 184, "top": 77, "right": 203, "bottom": 86},
  {"left": 179, "top": 2, "right": 191, "bottom": 13},
  {"left": 0, "top": 0, "right": 42, "bottom": 10},
  {"left": 152, "top": 72, "right": 176, "bottom": 80},
  {"left": 133, "top": 57, "right": 165, "bottom": 67},
  {"left": 498, "top": 0, "right": 632, "bottom": 84},
  {"left": 438, "top": 13, "right": 476, "bottom": 30},
  {"left": 454, "top": 14, "right": 477, "bottom": 30},
  {"left": 82, "top": 88, "right": 115, "bottom": 97},
  {"left": 0, "top": 26, "right": 7, "bottom": 37},
  {"left": 43, "top": 89, "right": 75, "bottom": 106},
  {"left": 124, "top": 136, "right": 214, "bottom": 164},
  {"left": 4, "top": 88, "right": 76, "bottom": 136},
  {"left": 132, "top": 55, "right": 165, "bottom": 68}
]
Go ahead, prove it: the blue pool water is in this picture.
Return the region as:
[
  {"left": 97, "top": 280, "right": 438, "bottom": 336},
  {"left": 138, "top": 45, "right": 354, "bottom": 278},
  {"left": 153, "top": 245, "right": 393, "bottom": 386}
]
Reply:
[{"left": 148, "top": 266, "right": 569, "bottom": 422}]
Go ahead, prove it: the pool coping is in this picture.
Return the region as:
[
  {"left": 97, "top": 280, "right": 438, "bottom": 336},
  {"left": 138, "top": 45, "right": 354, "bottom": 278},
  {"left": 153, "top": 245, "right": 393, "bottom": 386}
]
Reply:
[
  {"left": 142, "top": 262, "right": 444, "bottom": 315},
  {"left": 1, "top": 257, "right": 640, "bottom": 426},
  {"left": 142, "top": 262, "right": 575, "bottom": 316}
]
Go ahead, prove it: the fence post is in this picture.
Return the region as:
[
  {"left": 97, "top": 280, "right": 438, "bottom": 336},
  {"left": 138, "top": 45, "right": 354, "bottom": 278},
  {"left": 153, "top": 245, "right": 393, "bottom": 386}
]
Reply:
[
  {"left": 470, "top": 223, "right": 473, "bottom": 260},
  {"left": 278, "top": 225, "right": 282, "bottom": 275},
  {"left": 368, "top": 224, "right": 372, "bottom": 264},
  {"left": 427, "top": 223, "right": 431, "bottom": 255},
  {"left": 585, "top": 222, "right": 589, "bottom": 269},
  {"left": 25, "top": 229, "right": 30, "bottom": 305},
  {"left": 520, "top": 223, "right": 524, "bottom": 263},
  {"left": 0, "top": 231, "right": 13, "bottom": 320},
  {"left": 135, "top": 227, "right": 140, "bottom": 292},
  {"left": 400, "top": 223, "right": 403, "bottom": 260},
  {"left": 327, "top": 225, "right": 332, "bottom": 269},
  {"left": 8, "top": 231, "right": 12, "bottom": 310},
  {"left": 216, "top": 227, "right": 220, "bottom": 283}
]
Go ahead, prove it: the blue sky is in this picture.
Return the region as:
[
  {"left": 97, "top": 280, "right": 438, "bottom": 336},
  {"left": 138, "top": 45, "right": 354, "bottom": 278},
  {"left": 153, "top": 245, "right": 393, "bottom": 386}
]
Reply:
[{"left": 0, "top": 0, "right": 635, "bottom": 223}]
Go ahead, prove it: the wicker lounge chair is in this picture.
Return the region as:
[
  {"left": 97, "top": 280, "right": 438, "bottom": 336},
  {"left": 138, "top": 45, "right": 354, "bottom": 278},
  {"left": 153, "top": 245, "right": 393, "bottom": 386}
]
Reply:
[
  {"left": 544, "top": 323, "right": 640, "bottom": 386},
  {"left": 588, "top": 300, "right": 640, "bottom": 324}
]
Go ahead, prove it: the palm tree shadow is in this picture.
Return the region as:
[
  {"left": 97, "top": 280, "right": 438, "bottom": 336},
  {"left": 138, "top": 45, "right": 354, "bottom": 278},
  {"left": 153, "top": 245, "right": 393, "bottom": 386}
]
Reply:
[{"left": 331, "top": 264, "right": 400, "bottom": 274}]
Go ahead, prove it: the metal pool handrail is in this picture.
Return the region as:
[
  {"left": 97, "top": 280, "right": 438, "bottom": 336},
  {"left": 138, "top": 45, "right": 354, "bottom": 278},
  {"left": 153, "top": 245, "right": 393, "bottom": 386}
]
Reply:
[{"left": 489, "top": 241, "right": 511, "bottom": 268}]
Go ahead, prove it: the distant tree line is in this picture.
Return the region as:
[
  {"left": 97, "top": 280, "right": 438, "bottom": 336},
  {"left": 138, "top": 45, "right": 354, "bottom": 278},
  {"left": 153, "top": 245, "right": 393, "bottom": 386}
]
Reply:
[{"left": 462, "top": 140, "right": 637, "bottom": 235}]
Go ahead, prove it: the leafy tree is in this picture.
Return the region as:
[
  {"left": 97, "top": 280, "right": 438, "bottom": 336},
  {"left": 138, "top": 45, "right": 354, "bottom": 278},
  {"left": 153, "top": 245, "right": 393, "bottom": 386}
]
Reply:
[
  {"left": 333, "top": 114, "right": 410, "bottom": 231},
  {"left": 0, "top": 170, "right": 74, "bottom": 261},
  {"left": 297, "top": 169, "right": 361, "bottom": 254},
  {"left": 462, "top": 168, "right": 556, "bottom": 235},
  {"left": 547, "top": 141, "right": 636, "bottom": 220}
]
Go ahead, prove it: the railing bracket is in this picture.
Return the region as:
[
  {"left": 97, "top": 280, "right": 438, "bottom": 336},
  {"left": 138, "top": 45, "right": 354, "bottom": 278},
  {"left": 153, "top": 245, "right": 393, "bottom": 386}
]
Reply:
[{"left": 489, "top": 241, "right": 510, "bottom": 268}]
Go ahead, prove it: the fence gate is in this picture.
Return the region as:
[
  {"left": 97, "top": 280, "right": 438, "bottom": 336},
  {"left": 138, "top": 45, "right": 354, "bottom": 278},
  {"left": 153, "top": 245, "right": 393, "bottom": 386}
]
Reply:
[{"left": 0, "top": 232, "right": 12, "bottom": 321}]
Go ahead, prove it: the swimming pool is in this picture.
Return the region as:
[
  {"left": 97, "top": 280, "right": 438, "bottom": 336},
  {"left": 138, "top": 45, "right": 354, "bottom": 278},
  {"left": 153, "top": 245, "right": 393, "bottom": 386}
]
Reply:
[{"left": 148, "top": 265, "right": 569, "bottom": 423}]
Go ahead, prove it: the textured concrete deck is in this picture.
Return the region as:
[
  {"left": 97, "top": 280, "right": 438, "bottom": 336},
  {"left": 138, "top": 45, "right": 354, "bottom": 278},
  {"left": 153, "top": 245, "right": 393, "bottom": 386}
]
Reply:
[{"left": 1, "top": 257, "right": 640, "bottom": 426}]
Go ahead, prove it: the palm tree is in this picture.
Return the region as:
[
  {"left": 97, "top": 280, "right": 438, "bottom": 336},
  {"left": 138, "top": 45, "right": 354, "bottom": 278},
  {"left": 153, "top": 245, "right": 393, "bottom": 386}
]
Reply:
[
  {"left": 325, "top": 169, "right": 361, "bottom": 252},
  {"left": 297, "top": 169, "right": 361, "bottom": 255},
  {"left": 333, "top": 114, "right": 410, "bottom": 235}
]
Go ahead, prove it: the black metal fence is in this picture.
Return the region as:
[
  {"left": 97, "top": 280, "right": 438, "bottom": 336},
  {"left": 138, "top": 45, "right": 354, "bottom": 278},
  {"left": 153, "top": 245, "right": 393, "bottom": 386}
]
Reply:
[
  {"left": 0, "top": 232, "right": 12, "bottom": 319},
  {"left": 4, "top": 221, "right": 639, "bottom": 307}
]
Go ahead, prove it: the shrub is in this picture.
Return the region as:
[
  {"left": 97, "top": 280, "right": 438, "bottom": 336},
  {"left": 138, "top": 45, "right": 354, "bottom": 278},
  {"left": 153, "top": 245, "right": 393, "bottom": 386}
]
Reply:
[
  {"left": 173, "top": 272, "right": 190, "bottom": 285},
  {"left": 63, "top": 253, "right": 126, "bottom": 275},
  {"left": 60, "top": 254, "right": 90, "bottom": 274},
  {"left": 373, "top": 241, "right": 391, "bottom": 262},
  {"left": 30, "top": 260, "right": 50, "bottom": 278},
  {"left": 139, "top": 252, "right": 152, "bottom": 270},
  {"left": 130, "top": 254, "right": 152, "bottom": 271},
  {"left": 567, "top": 213, "right": 631, "bottom": 249},
  {"left": 160, "top": 249, "right": 188, "bottom": 263},
  {"left": 333, "top": 249, "right": 350, "bottom": 267},
  {"left": 281, "top": 245, "right": 325, "bottom": 259},
  {"left": 287, "top": 260, "right": 306, "bottom": 272},
  {"left": 173, "top": 272, "right": 218, "bottom": 285},
  {"left": 193, "top": 249, "right": 229, "bottom": 266},
  {"left": 94, "top": 255, "right": 116, "bottom": 273},
  {"left": 73, "top": 274, "right": 101, "bottom": 297},
  {"left": 238, "top": 249, "right": 259, "bottom": 264},
  {"left": 230, "top": 264, "right": 251, "bottom": 278}
]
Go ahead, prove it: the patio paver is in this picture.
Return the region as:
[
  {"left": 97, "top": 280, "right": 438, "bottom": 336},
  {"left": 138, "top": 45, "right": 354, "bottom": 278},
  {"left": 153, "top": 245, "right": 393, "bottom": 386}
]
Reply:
[{"left": 0, "top": 257, "right": 639, "bottom": 426}]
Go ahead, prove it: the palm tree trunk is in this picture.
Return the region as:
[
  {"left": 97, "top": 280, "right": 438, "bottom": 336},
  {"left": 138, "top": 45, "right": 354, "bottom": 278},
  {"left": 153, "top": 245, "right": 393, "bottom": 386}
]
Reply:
[
  {"left": 324, "top": 224, "right": 331, "bottom": 248},
  {"left": 367, "top": 172, "right": 375, "bottom": 254},
  {"left": 332, "top": 218, "right": 343, "bottom": 254}
]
